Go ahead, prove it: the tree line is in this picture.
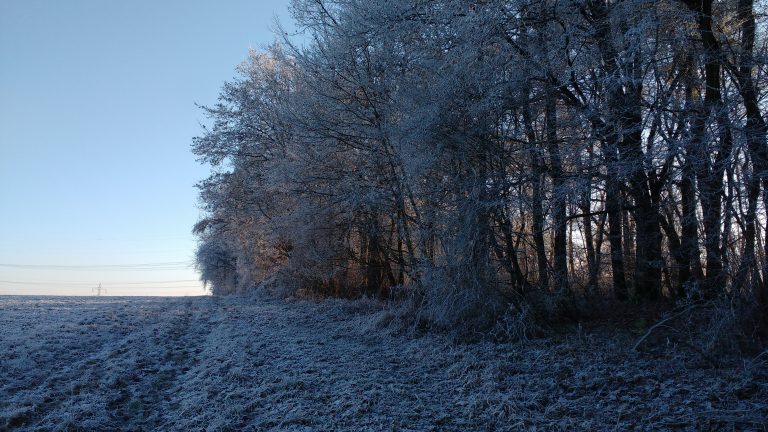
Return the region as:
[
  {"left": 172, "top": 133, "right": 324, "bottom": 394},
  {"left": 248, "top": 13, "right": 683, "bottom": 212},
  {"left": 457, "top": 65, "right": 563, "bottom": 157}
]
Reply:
[{"left": 193, "top": 0, "right": 767, "bottom": 328}]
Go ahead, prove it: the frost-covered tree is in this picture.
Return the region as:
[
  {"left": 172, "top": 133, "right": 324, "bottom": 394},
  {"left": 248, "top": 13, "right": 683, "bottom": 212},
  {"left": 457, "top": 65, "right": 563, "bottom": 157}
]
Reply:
[{"left": 193, "top": 0, "right": 768, "bottom": 328}]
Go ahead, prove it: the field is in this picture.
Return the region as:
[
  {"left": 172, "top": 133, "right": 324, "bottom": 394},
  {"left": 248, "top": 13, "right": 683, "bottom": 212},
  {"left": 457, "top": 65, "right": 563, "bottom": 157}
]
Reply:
[{"left": 1, "top": 295, "right": 766, "bottom": 431}]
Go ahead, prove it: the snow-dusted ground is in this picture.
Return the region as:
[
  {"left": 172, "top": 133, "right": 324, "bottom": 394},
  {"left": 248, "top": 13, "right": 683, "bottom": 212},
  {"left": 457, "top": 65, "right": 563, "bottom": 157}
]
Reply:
[{"left": 1, "top": 295, "right": 766, "bottom": 431}]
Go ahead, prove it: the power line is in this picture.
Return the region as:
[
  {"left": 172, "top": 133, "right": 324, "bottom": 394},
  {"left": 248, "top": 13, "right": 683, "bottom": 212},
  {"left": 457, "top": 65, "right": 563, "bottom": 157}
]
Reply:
[
  {"left": 0, "top": 284, "right": 204, "bottom": 290},
  {"left": 0, "top": 262, "right": 195, "bottom": 272},
  {"left": 0, "top": 261, "right": 193, "bottom": 269},
  {"left": 111, "top": 286, "right": 203, "bottom": 289},
  {"left": 0, "top": 280, "right": 200, "bottom": 286}
]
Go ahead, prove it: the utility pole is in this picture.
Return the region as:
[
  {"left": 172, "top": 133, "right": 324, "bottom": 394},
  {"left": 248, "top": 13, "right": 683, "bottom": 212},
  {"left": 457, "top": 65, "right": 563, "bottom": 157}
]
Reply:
[{"left": 92, "top": 283, "right": 107, "bottom": 296}]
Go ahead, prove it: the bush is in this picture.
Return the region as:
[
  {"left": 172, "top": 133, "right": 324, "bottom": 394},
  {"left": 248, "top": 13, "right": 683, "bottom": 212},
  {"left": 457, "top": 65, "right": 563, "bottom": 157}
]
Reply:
[{"left": 195, "top": 238, "right": 239, "bottom": 295}]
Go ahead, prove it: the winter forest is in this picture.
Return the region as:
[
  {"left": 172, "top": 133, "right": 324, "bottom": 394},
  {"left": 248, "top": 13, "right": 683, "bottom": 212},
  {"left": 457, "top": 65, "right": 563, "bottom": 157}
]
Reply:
[{"left": 193, "top": 0, "right": 768, "bottom": 338}]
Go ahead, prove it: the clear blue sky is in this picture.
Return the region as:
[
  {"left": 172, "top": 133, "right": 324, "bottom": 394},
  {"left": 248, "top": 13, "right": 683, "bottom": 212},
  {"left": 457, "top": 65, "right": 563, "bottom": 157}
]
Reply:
[{"left": 0, "top": 0, "right": 293, "bottom": 296}]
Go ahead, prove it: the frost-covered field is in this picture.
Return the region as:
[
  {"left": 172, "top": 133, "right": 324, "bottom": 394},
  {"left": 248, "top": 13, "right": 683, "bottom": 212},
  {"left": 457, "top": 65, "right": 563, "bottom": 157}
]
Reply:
[{"left": 1, "top": 295, "right": 766, "bottom": 431}]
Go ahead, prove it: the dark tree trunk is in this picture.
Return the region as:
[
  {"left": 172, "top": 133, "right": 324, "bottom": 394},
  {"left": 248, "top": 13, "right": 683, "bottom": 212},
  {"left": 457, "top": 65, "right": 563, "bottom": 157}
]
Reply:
[
  {"left": 582, "top": 191, "right": 598, "bottom": 295},
  {"left": 735, "top": 0, "right": 768, "bottom": 303},
  {"left": 686, "top": 0, "right": 725, "bottom": 293},
  {"left": 524, "top": 96, "right": 550, "bottom": 290},
  {"left": 546, "top": 89, "right": 569, "bottom": 293},
  {"left": 588, "top": 0, "right": 661, "bottom": 299},
  {"left": 605, "top": 147, "right": 627, "bottom": 300}
]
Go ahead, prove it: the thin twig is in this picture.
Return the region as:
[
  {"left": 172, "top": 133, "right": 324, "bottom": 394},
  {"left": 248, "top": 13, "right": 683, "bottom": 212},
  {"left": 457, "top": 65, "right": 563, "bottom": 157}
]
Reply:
[{"left": 632, "top": 302, "right": 708, "bottom": 351}]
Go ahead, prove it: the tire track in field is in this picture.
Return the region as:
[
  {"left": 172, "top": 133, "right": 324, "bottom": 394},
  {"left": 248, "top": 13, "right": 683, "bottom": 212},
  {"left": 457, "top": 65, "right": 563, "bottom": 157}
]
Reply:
[
  {"left": 0, "top": 297, "right": 217, "bottom": 431},
  {"left": 103, "top": 298, "right": 217, "bottom": 430}
]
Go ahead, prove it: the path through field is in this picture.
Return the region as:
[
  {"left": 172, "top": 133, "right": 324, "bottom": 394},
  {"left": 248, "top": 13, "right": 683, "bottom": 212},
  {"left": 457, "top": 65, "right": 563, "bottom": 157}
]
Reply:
[{"left": 1, "top": 295, "right": 766, "bottom": 431}]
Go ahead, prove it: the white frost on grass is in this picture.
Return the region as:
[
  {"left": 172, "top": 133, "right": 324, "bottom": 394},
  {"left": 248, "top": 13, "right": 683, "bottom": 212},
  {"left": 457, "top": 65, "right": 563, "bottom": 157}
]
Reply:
[{"left": 1, "top": 295, "right": 766, "bottom": 431}]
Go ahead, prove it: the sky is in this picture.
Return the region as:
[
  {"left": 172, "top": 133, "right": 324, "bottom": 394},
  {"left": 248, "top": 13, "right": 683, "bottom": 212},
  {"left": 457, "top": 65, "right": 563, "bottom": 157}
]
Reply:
[{"left": 0, "top": 0, "right": 294, "bottom": 296}]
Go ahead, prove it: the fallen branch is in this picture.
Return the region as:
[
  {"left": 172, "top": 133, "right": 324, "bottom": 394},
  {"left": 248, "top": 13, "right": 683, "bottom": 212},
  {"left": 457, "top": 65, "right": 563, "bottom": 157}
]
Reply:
[{"left": 632, "top": 302, "right": 709, "bottom": 352}]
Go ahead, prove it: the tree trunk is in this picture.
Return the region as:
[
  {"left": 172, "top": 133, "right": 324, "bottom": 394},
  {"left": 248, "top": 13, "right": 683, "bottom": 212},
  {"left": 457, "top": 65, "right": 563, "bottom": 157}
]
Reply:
[
  {"left": 735, "top": 0, "right": 768, "bottom": 303},
  {"left": 546, "top": 88, "right": 569, "bottom": 293},
  {"left": 524, "top": 96, "right": 550, "bottom": 290}
]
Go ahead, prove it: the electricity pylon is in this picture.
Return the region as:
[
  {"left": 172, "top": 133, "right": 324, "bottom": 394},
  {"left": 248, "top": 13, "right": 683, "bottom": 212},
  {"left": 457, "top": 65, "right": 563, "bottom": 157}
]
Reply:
[{"left": 92, "top": 283, "right": 107, "bottom": 296}]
